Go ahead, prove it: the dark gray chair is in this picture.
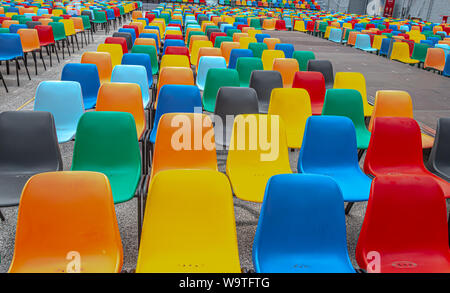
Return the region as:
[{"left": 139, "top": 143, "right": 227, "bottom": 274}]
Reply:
[
  {"left": 249, "top": 70, "right": 283, "bottom": 114},
  {"left": 427, "top": 117, "right": 450, "bottom": 182},
  {"left": 112, "top": 32, "right": 133, "bottom": 51},
  {"left": 307, "top": 60, "right": 334, "bottom": 89}
]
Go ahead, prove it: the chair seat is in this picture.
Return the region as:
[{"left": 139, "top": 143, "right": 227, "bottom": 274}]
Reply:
[
  {"left": 0, "top": 54, "right": 22, "bottom": 61},
  {"left": 375, "top": 252, "right": 450, "bottom": 273},
  {"left": 39, "top": 41, "right": 54, "bottom": 46},
  {"left": 0, "top": 174, "right": 34, "bottom": 207}
]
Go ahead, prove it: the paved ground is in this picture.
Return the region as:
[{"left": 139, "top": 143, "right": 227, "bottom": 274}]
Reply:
[{"left": 0, "top": 23, "right": 449, "bottom": 273}]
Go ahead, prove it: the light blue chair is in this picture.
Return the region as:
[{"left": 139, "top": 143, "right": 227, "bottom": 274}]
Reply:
[
  {"left": 297, "top": 116, "right": 371, "bottom": 213},
  {"left": 274, "top": 43, "right": 294, "bottom": 58},
  {"left": 61, "top": 63, "right": 100, "bottom": 110},
  {"left": 328, "top": 28, "right": 343, "bottom": 43},
  {"left": 37, "top": 8, "right": 49, "bottom": 16},
  {"left": 220, "top": 23, "right": 233, "bottom": 32},
  {"left": 196, "top": 56, "right": 227, "bottom": 91},
  {"left": 283, "top": 17, "right": 292, "bottom": 30},
  {"left": 111, "top": 65, "right": 150, "bottom": 109},
  {"left": 354, "top": 34, "right": 377, "bottom": 52},
  {"left": 149, "top": 84, "right": 202, "bottom": 144},
  {"left": 34, "top": 81, "right": 84, "bottom": 143},
  {"left": 228, "top": 48, "right": 253, "bottom": 69},
  {"left": 252, "top": 173, "right": 356, "bottom": 273},
  {"left": 121, "top": 53, "right": 153, "bottom": 88}
]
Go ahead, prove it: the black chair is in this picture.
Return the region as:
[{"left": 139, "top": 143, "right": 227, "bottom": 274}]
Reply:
[
  {"left": 307, "top": 59, "right": 334, "bottom": 89},
  {"left": 206, "top": 28, "right": 221, "bottom": 39},
  {"left": 112, "top": 32, "right": 133, "bottom": 52},
  {"left": 26, "top": 21, "right": 42, "bottom": 29},
  {"left": 0, "top": 111, "right": 63, "bottom": 221},
  {"left": 249, "top": 70, "right": 283, "bottom": 114},
  {"left": 214, "top": 87, "right": 259, "bottom": 147},
  {"left": 426, "top": 117, "right": 450, "bottom": 181}
]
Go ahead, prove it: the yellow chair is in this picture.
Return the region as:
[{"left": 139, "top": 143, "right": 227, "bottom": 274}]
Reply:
[
  {"left": 97, "top": 43, "right": 123, "bottom": 68},
  {"left": 294, "top": 20, "right": 306, "bottom": 32},
  {"left": 248, "top": 29, "right": 262, "bottom": 38},
  {"left": 226, "top": 114, "right": 292, "bottom": 202},
  {"left": 160, "top": 54, "right": 190, "bottom": 71},
  {"left": 268, "top": 88, "right": 312, "bottom": 149},
  {"left": 372, "top": 35, "right": 386, "bottom": 51},
  {"left": 52, "top": 9, "right": 63, "bottom": 17},
  {"left": 390, "top": 42, "right": 419, "bottom": 64},
  {"left": 232, "top": 32, "right": 248, "bottom": 43},
  {"left": 272, "top": 58, "right": 299, "bottom": 88},
  {"left": 324, "top": 26, "right": 332, "bottom": 39},
  {"left": 261, "top": 50, "right": 285, "bottom": 70},
  {"left": 239, "top": 36, "right": 257, "bottom": 49},
  {"left": 190, "top": 40, "right": 213, "bottom": 66},
  {"left": 333, "top": 72, "right": 373, "bottom": 117},
  {"left": 136, "top": 169, "right": 240, "bottom": 273},
  {"left": 165, "top": 30, "right": 182, "bottom": 37}
]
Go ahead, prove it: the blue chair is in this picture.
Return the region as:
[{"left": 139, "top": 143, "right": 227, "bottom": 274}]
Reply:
[
  {"left": 297, "top": 116, "right": 371, "bottom": 213},
  {"left": 228, "top": 49, "right": 253, "bottom": 69},
  {"left": 163, "top": 39, "right": 185, "bottom": 54},
  {"left": 255, "top": 33, "right": 271, "bottom": 43},
  {"left": 400, "top": 25, "right": 410, "bottom": 32},
  {"left": 34, "top": 81, "right": 84, "bottom": 143},
  {"left": 37, "top": 8, "right": 49, "bottom": 16},
  {"left": 8, "top": 7, "right": 20, "bottom": 14},
  {"left": 111, "top": 65, "right": 150, "bottom": 109},
  {"left": 220, "top": 23, "right": 233, "bottom": 32},
  {"left": 379, "top": 37, "right": 392, "bottom": 56},
  {"left": 389, "top": 24, "right": 398, "bottom": 31},
  {"left": 149, "top": 84, "right": 202, "bottom": 144},
  {"left": 354, "top": 34, "right": 377, "bottom": 52},
  {"left": 283, "top": 17, "right": 292, "bottom": 30},
  {"left": 328, "top": 28, "right": 343, "bottom": 43},
  {"left": 252, "top": 173, "right": 356, "bottom": 273},
  {"left": 118, "top": 28, "right": 136, "bottom": 43},
  {"left": 9, "top": 24, "right": 27, "bottom": 34},
  {"left": 137, "top": 17, "right": 149, "bottom": 25},
  {"left": 0, "top": 33, "right": 30, "bottom": 87},
  {"left": 139, "top": 33, "right": 159, "bottom": 51},
  {"left": 427, "top": 36, "right": 440, "bottom": 46},
  {"left": 420, "top": 40, "right": 434, "bottom": 46},
  {"left": 274, "top": 43, "right": 294, "bottom": 58},
  {"left": 196, "top": 56, "right": 227, "bottom": 90},
  {"left": 121, "top": 53, "right": 153, "bottom": 88},
  {"left": 61, "top": 63, "right": 100, "bottom": 110}
]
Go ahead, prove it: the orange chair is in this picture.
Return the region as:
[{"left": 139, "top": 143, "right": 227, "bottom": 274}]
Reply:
[
  {"left": 220, "top": 41, "right": 240, "bottom": 65},
  {"left": 96, "top": 83, "right": 146, "bottom": 139},
  {"left": 188, "top": 35, "right": 209, "bottom": 53},
  {"left": 424, "top": 48, "right": 446, "bottom": 72},
  {"left": 8, "top": 171, "right": 123, "bottom": 273},
  {"left": 18, "top": 29, "right": 47, "bottom": 75},
  {"left": 129, "top": 21, "right": 144, "bottom": 34},
  {"left": 134, "top": 37, "right": 157, "bottom": 51},
  {"left": 132, "top": 11, "right": 143, "bottom": 20},
  {"left": 347, "top": 31, "right": 360, "bottom": 46},
  {"left": 368, "top": 90, "right": 434, "bottom": 149},
  {"left": 2, "top": 20, "right": 19, "bottom": 28},
  {"left": 72, "top": 17, "right": 87, "bottom": 47},
  {"left": 262, "top": 18, "right": 276, "bottom": 30},
  {"left": 150, "top": 113, "right": 218, "bottom": 179},
  {"left": 263, "top": 37, "right": 281, "bottom": 50},
  {"left": 232, "top": 32, "right": 248, "bottom": 42},
  {"left": 81, "top": 51, "right": 113, "bottom": 84},
  {"left": 272, "top": 58, "right": 299, "bottom": 88},
  {"left": 155, "top": 67, "right": 195, "bottom": 108},
  {"left": 196, "top": 47, "right": 222, "bottom": 68},
  {"left": 39, "top": 18, "right": 53, "bottom": 26}
]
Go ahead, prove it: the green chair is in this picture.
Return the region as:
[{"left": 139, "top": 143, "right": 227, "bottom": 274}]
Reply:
[
  {"left": 227, "top": 29, "right": 240, "bottom": 38},
  {"left": 382, "top": 33, "right": 392, "bottom": 38},
  {"left": 131, "top": 45, "right": 159, "bottom": 75},
  {"left": 248, "top": 42, "right": 267, "bottom": 58},
  {"left": 343, "top": 29, "right": 354, "bottom": 43},
  {"left": 215, "top": 36, "right": 233, "bottom": 48},
  {"left": 187, "top": 31, "right": 205, "bottom": 47},
  {"left": 160, "top": 13, "right": 170, "bottom": 24},
  {"left": 0, "top": 28, "right": 9, "bottom": 33},
  {"left": 49, "top": 22, "right": 71, "bottom": 58},
  {"left": 318, "top": 22, "right": 328, "bottom": 37},
  {"left": 411, "top": 43, "right": 431, "bottom": 67},
  {"left": 377, "top": 24, "right": 386, "bottom": 30},
  {"left": 81, "top": 15, "right": 94, "bottom": 42},
  {"left": 19, "top": 17, "right": 32, "bottom": 25},
  {"left": 249, "top": 18, "right": 262, "bottom": 29},
  {"left": 322, "top": 89, "right": 371, "bottom": 151},
  {"left": 93, "top": 10, "right": 109, "bottom": 34},
  {"left": 292, "top": 51, "right": 315, "bottom": 71},
  {"left": 236, "top": 57, "right": 264, "bottom": 87},
  {"left": 203, "top": 68, "right": 240, "bottom": 112},
  {"left": 51, "top": 16, "right": 63, "bottom": 22}
]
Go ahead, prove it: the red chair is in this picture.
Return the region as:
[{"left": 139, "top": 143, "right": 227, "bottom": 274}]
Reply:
[
  {"left": 210, "top": 32, "right": 226, "bottom": 44},
  {"left": 61, "top": 14, "right": 72, "bottom": 19},
  {"left": 164, "top": 46, "right": 190, "bottom": 62},
  {"left": 398, "top": 33, "right": 410, "bottom": 39},
  {"left": 113, "top": 7, "right": 120, "bottom": 19},
  {"left": 145, "top": 12, "right": 156, "bottom": 23},
  {"left": 356, "top": 174, "right": 450, "bottom": 273},
  {"left": 104, "top": 37, "right": 128, "bottom": 53},
  {"left": 364, "top": 117, "right": 450, "bottom": 198},
  {"left": 35, "top": 25, "right": 59, "bottom": 66},
  {"left": 237, "top": 24, "right": 249, "bottom": 31},
  {"left": 164, "top": 34, "right": 183, "bottom": 41},
  {"left": 0, "top": 17, "right": 11, "bottom": 25},
  {"left": 306, "top": 20, "right": 315, "bottom": 33},
  {"left": 275, "top": 20, "right": 287, "bottom": 31},
  {"left": 366, "top": 23, "right": 375, "bottom": 29},
  {"left": 122, "top": 24, "right": 139, "bottom": 38},
  {"left": 167, "top": 23, "right": 182, "bottom": 31},
  {"left": 32, "top": 16, "right": 44, "bottom": 21},
  {"left": 292, "top": 71, "right": 325, "bottom": 115}
]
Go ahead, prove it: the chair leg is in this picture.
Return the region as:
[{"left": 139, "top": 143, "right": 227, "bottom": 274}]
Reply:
[
  {"left": 345, "top": 202, "right": 354, "bottom": 215},
  {"left": 46, "top": 46, "right": 52, "bottom": 67},
  {"left": 6, "top": 60, "right": 9, "bottom": 75},
  {"left": 0, "top": 209, "right": 5, "bottom": 221},
  {"left": 137, "top": 193, "right": 142, "bottom": 244},
  {"left": 74, "top": 35, "right": 80, "bottom": 50},
  {"left": 71, "top": 36, "right": 75, "bottom": 53},
  {"left": 15, "top": 58, "right": 20, "bottom": 86},
  {"left": 39, "top": 49, "right": 46, "bottom": 71},
  {"left": 66, "top": 39, "right": 71, "bottom": 56},
  {"left": 31, "top": 51, "right": 38, "bottom": 75},
  {"left": 61, "top": 40, "right": 65, "bottom": 59},
  {"left": 0, "top": 71, "right": 8, "bottom": 93},
  {"left": 54, "top": 44, "right": 60, "bottom": 63}
]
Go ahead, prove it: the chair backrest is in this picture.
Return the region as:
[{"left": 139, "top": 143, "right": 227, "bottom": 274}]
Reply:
[
  {"left": 272, "top": 58, "right": 299, "bottom": 88},
  {"left": 228, "top": 48, "right": 253, "bottom": 69},
  {"left": 235, "top": 57, "right": 264, "bottom": 87},
  {"left": 111, "top": 65, "right": 150, "bottom": 108},
  {"left": 81, "top": 51, "right": 113, "bottom": 84},
  {"left": 160, "top": 54, "right": 190, "bottom": 70},
  {"left": 112, "top": 32, "right": 133, "bottom": 51},
  {"left": 364, "top": 117, "right": 425, "bottom": 176},
  {"left": 307, "top": 60, "right": 334, "bottom": 88},
  {"left": 96, "top": 83, "right": 146, "bottom": 138},
  {"left": 8, "top": 171, "right": 123, "bottom": 273},
  {"left": 18, "top": 28, "right": 40, "bottom": 51},
  {"left": 196, "top": 56, "right": 227, "bottom": 90},
  {"left": 333, "top": 72, "right": 371, "bottom": 116},
  {"left": 156, "top": 67, "right": 195, "bottom": 104},
  {"left": 105, "top": 37, "right": 128, "bottom": 54},
  {"left": 118, "top": 28, "right": 136, "bottom": 42},
  {"left": 427, "top": 118, "right": 450, "bottom": 178},
  {"left": 263, "top": 37, "right": 281, "bottom": 50},
  {"left": 249, "top": 70, "right": 283, "bottom": 113},
  {"left": 0, "top": 111, "right": 62, "bottom": 172},
  {"left": 151, "top": 113, "right": 218, "bottom": 178},
  {"left": 253, "top": 173, "right": 351, "bottom": 273},
  {"left": 261, "top": 49, "right": 285, "bottom": 70},
  {"left": 292, "top": 50, "right": 315, "bottom": 71},
  {"left": 131, "top": 44, "right": 159, "bottom": 75},
  {"left": 97, "top": 43, "right": 123, "bottom": 68},
  {"left": 61, "top": 63, "right": 100, "bottom": 110},
  {"left": 292, "top": 71, "right": 326, "bottom": 114},
  {"left": 35, "top": 25, "right": 55, "bottom": 45},
  {"left": 355, "top": 175, "right": 449, "bottom": 272},
  {"left": 203, "top": 68, "right": 240, "bottom": 112},
  {"left": 190, "top": 39, "right": 213, "bottom": 65},
  {"left": 121, "top": 53, "right": 153, "bottom": 86},
  {"left": 136, "top": 169, "right": 240, "bottom": 273},
  {"left": 274, "top": 43, "right": 294, "bottom": 58},
  {"left": 424, "top": 47, "right": 446, "bottom": 70}
]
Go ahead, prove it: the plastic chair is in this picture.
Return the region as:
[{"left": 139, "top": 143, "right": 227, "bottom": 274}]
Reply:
[
  {"left": 274, "top": 43, "right": 294, "bottom": 58},
  {"left": 190, "top": 39, "right": 213, "bottom": 65},
  {"left": 239, "top": 36, "right": 256, "bottom": 49},
  {"left": 378, "top": 37, "right": 392, "bottom": 57},
  {"left": 424, "top": 48, "right": 446, "bottom": 72},
  {"left": 292, "top": 50, "right": 315, "bottom": 71},
  {"left": 356, "top": 175, "right": 450, "bottom": 273},
  {"left": 272, "top": 58, "right": 299, "bottom": 88},
  {"left": 255, "top": 33, "right": 271, "bottom": 43},
  {"left": 328, "top": 28, "right": 343, "bottom": 43},
  {"left": 97, "top": 43, "right": 123, "bottom": 68},
  {"left": 298, "top": 116, "right": 371, "bottom": 205},
  {"left": 291, "top": 71, "right": 326, "bottom": 115},
  {"left": 214, "top": 87, "right": 259, "bottom": 147},
  {"left": 81, "top": 52, "right": 112, "bottom": 84},
  {"left": 253, "top": 174, "right": 356, "bottom": 273},
  {"left": 262, "top": 18, "right": 276, "bottom": 30},
  {"left": 220, "top": 41, "right": 240, "bottom": 65},
  {"left": 354, "top": 34, "right": 377, "bottom": 52},
  {"left": 34, "top": 81, "right": 84, "bottom": 143},
  {"left": 307, "top": 59, "right": 334, "bottom": 89},
  {"left": 247, "top": 42, "right": 267, "bottom": 59},
  {"left": 235, "top": 57, "right": 264, "bottom": 87},
  {"left": 411, "top": 43, "right": 430, "bottom": 65},
  {"left": 263, "top": 37, "right": 281, "bottom": 50},
  {"left": 268, "top": 88, "right": 311, "bottom": 149},
  {"left": 364, "top": 117, "right": 450, "bottom": 198},
  {"left": 249, "top": 70, "right": 283, "bottom": 113},
  {"left": 111, "top": 65, "right": 150, "bottom": 109},
  {"left": 8, "top": 171, "right": 123, "bottom": 273},
  {"left": 195, "top": 47, "right": 222, "bottom": 68},
  {"left": 118, "top": 28, "right": 136, "bottom": 43},
  {"left": 160, "top": 54, "right": 190, "bottom": 71},
  {"left": 196, "top": 56, "right": 227, "bottom": 91},
  {"left": 0, "top": 33, "right": 31, "bottom": 87},
  {"left": 131, "top": 45, "right": 158, "bottom": 75},
  {"left": 105, "top": 36, "right": 128, "bottom": 53},
  {"left": 203, "top": 68, "right": 240, "bottom": 112},
  {"left": 389, "top": 42, "right": 419, "bottom": 64},
  {"left": 149, "top": 85, "right": 202, "bottom": 144},
  {"left": 121, "top": 53, "right": 153, "bottom": 88},
  {"left": 227, "top": 48, "right": 253, "bottom": 69},
  {"left": 17, "top": 28, "right": 47, "bottom": 75},
  {"left": 368, "top": 90, "right": 434, "bottom": 148},
  {"left": 61, "top": 63, "right": 100, "bottom": 110},
  {"left": 427, "top": 118, "right": 450, "bottom": 181},
  {"left": 261, "top": 49, "right": 285, "bottom": 70},
  {"left": 0, "top": 111, "right": 63, "bottom": 210},
  {"left": 226, "top": 114, "right": 292, "bottom": 202},
  {"left": 136, "top": 169, "right": 240, "bottom": 273},
  {"left": 333, "top": 72, "right": 373, "bottom": 117},
  {"left": 96, "top": 83, "right": 146, "bottom": 140}
]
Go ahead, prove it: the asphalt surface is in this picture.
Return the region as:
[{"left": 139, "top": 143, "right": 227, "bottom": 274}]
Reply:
[{"left": 0, "top": 20, "right": 449, "bottom": 273}]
